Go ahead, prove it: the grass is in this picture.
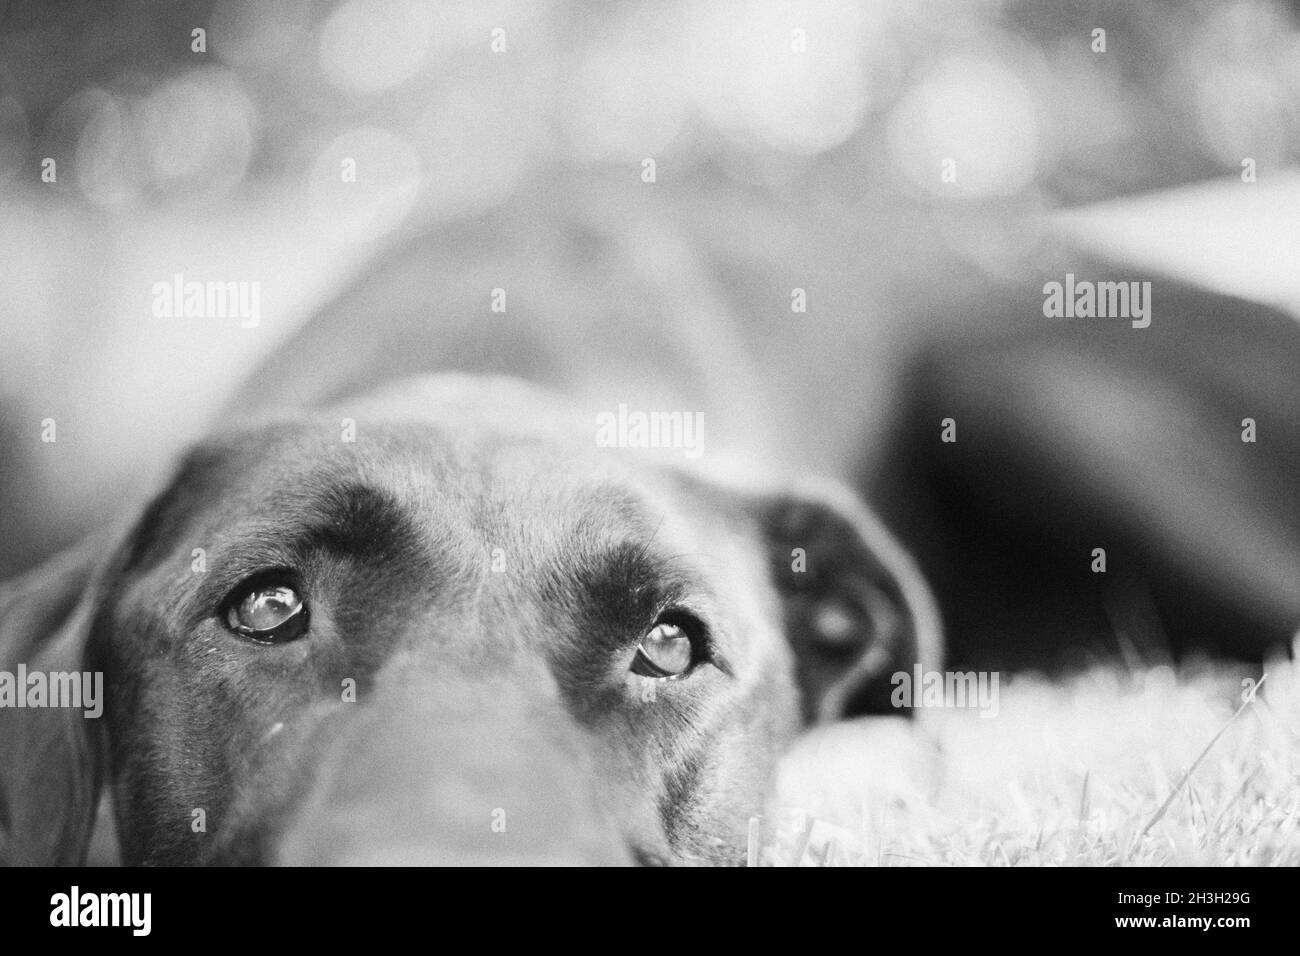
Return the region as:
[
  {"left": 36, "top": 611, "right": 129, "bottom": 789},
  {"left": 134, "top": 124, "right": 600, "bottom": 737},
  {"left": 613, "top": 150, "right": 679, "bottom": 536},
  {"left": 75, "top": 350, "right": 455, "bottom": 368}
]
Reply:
[{"left": 760, "top": 639, "right": 1300, "bottom": 866}]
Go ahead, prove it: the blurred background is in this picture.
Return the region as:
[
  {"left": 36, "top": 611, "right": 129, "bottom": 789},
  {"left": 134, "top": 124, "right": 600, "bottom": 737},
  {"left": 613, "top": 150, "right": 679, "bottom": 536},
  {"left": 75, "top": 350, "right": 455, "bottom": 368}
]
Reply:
[{"left": 2, "top": 0, "right": 1299, "bottom": 666}]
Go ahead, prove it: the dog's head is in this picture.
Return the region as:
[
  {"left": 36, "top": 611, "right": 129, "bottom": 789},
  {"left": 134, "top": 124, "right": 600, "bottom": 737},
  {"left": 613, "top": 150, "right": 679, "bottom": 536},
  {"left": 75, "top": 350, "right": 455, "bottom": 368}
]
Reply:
[{"left": 0, "top": 376, "right": 939, "bottom": 866}]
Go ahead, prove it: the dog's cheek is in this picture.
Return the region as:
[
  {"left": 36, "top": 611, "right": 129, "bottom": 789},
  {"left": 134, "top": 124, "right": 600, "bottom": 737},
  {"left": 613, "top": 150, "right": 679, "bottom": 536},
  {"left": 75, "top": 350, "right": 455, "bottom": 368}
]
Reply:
[{"left": 659, "top": 664, "right": 801, "bottom": 865}]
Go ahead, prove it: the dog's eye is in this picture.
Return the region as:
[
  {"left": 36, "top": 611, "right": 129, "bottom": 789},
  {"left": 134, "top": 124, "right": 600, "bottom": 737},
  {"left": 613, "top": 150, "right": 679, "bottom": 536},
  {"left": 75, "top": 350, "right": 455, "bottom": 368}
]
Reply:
[
  {"left": 631, "top": 620, "right": 696, "bottom": 678},
  {"left": 225, "top": 582, "right": 308, "bottom": 643}
]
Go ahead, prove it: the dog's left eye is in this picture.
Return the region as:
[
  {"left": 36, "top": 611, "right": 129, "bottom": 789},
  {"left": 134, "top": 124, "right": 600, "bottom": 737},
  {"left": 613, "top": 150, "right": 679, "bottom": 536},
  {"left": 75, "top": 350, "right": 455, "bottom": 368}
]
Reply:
[
  {"left": 631, "top": 620, "right": 697, "bottom": 679},
  {"left": 225, "top": 582, "right": 308, "bottom": 643}
]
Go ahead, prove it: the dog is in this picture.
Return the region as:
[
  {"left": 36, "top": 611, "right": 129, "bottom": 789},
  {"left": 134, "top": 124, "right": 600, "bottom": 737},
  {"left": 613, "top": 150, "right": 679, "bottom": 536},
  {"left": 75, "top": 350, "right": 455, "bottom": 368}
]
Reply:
[
  {"left": 6, "top": 177, "right": 1295, "bottom": 864},
  {"left": 0, "top": 366, "right": 940, "bottom": 865}
]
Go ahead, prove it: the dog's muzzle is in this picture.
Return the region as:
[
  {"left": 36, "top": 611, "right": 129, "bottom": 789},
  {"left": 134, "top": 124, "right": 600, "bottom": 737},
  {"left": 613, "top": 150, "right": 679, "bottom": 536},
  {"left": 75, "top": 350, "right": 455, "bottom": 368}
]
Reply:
[{"left": 271, "top": 660, "right": 635, "bottom": 866}]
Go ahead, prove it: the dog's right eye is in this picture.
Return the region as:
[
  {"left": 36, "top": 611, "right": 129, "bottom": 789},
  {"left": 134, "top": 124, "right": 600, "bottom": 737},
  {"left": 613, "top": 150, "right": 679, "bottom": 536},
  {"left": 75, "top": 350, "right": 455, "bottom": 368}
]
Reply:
[
  {"left": 630, "top": 613, "right": 709, "bottom": 679},
  {"left": 224, "top": 581, "right": 309, "bottom": 644}
]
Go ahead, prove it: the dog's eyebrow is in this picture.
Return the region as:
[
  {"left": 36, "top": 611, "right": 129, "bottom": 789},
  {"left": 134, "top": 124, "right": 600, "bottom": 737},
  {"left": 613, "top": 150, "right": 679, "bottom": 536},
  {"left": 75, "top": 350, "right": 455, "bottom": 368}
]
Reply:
[
  {"left": 556, "top": 541, "right": 713, "bottom": 650},
  {"left": 293, "top": 482, "right": 428, "bottom": 566},
  {"left": 184, "top": 483, "right": 431, "bottom": 617}
]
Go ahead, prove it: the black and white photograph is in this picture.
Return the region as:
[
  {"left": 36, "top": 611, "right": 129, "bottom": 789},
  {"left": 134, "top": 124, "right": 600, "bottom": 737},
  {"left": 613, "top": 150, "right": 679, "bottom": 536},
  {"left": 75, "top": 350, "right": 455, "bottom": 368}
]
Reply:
[{"left": 0, "top": 0, "right": 1295, "bottom": 925}]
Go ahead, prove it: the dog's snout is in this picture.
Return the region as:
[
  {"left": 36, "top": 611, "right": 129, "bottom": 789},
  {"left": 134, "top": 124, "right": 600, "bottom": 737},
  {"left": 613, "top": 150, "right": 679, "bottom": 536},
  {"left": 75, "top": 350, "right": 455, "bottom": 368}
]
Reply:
[{"left": 273, "top": 664, "right": 634, "bottom": 866}]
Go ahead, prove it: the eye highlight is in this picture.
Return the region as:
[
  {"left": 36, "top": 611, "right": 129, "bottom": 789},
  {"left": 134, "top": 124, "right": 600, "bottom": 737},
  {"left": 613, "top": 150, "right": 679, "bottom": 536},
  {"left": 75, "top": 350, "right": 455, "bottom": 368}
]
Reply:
[
  {"left": 630, "top": 617, "right": 702, "bottom": 679},
  {"left": 224, "top": 580, "right": 308, "bottom": 644}
]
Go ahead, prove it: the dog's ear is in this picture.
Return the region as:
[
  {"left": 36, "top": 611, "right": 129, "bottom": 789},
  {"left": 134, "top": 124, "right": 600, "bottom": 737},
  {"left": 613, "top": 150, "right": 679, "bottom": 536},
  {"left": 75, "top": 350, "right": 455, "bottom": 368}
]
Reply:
[
  {"left": 0, "top": 538, "right": 107, "bottom": 865},
  {"left": 754, "top": 483, "right": 943, "bottom": 724}
]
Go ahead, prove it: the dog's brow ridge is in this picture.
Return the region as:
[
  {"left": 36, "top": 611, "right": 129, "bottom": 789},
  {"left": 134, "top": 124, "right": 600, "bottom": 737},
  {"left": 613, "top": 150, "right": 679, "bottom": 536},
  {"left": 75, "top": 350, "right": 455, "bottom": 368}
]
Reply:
[{"left": 296, "top": 483, "right": 428, "bottom": 564}]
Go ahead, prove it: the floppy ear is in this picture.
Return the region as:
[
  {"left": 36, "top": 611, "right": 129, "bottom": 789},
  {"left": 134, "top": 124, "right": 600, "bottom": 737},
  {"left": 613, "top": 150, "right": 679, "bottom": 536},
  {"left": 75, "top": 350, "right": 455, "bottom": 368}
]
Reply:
[
  {"left": 756, "top": 483, "right": 943, "bottom": 723},
  {"left": 0, "top": 538, "right": 107, "bottom": 865}
]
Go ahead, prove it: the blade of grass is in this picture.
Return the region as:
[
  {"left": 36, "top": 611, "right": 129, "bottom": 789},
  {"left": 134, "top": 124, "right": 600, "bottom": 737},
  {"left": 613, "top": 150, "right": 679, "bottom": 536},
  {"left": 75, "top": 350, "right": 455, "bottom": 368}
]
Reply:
[{"left": 1137, "top": 673, "right": 1266, "bottom": 842}]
